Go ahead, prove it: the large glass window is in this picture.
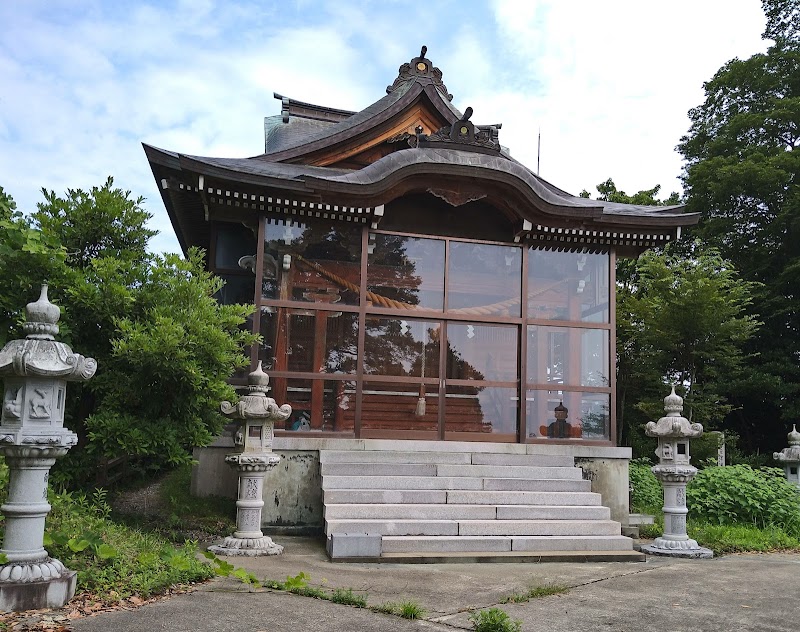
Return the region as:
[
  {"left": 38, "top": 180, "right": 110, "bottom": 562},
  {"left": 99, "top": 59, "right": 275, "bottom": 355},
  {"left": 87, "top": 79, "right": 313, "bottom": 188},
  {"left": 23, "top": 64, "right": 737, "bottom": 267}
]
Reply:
[
  {"left": 448, "top": 242, "right": 521, "bottom": 316},
  {"left": 271, "top": 378, "right": 355, "bottom": 433},
  {"left": 444, "top": 385, "right": 518, "bottom": 437},
  {"left": 525, "top": 390, "right": 610, "bottom": 439},
  {"left": 262, "top": 218, "right": 361, "bottom": 305},
  {"left": 526, "top": 326, "right": 609, "bottom": 387},
  {"left": 447, "top": 323, "right": 518, "bottom": 382},
  {"left": 367, "top": 234, "right": 444, "bottom": 310},
  {"left": 259, "top": 310, "right": 358, "bottom": 374},
  {"left": 360, "top": 382, "right": 440, "bottom": 436},
  {"left": 528, "top": 249, "right": 609, "bottom": 322},
  {"left": 364, "top": 318, "right": 440, "bottom": 377}
]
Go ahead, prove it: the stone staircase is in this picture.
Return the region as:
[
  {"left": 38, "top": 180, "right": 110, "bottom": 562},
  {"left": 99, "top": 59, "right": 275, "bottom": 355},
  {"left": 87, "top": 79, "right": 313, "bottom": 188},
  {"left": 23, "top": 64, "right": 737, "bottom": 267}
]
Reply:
[{"left": 321, "top": 448, "right": 643, "bottom": 562}]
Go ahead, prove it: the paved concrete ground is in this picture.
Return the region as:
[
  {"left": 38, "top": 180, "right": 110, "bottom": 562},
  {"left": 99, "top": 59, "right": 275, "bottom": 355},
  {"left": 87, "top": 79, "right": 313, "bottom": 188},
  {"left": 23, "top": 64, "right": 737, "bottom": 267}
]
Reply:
[{"left": 70, "top": 537, "right": 800, "bottom": 632}]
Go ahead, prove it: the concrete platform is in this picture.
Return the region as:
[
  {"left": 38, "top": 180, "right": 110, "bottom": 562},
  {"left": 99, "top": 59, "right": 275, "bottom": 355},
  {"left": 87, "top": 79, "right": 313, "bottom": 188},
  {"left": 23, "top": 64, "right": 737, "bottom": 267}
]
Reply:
[{"left": 64, "top": 537, "right": 800, "bottom": 632}]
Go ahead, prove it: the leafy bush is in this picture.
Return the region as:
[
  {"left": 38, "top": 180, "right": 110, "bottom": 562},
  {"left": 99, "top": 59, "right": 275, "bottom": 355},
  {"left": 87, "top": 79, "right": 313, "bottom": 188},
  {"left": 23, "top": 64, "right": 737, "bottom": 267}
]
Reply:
[
  {"left": 687, "top": 465, "right": 800, "bottom": 534},
  {"left": 629, "top": 459, "right": 662, "bottom": 513},
  {"left": 469, "top": 608, "right": 522, "bottom": 632}
]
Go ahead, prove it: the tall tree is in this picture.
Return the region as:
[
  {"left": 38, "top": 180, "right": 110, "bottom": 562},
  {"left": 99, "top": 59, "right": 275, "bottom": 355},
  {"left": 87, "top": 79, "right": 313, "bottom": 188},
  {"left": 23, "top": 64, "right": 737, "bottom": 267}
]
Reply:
[
  {"left": 0, "top": 180, "right": 256, "bottom": 486},
  {"left": 678, "top": 0, "right": 800, "bottom": 454},
  {"left": 583, "top": 180, "right": 758, "bottom": 455}
]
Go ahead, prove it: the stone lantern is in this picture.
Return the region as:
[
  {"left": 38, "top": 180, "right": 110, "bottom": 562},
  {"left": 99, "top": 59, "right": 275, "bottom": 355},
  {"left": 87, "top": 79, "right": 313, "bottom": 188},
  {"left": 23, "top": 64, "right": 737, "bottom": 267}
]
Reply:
[
  {"left": 641, "top": 386, "right": 713, "bottom": 558},
  {"left": 773, "top": 425, "right": 800, "bottom": 489},
  {"left": 0, "top": 286, "right": 97, "bottom": 611},
  {"left": 208, "top": 361, "right": 291, "bottom": 556}
]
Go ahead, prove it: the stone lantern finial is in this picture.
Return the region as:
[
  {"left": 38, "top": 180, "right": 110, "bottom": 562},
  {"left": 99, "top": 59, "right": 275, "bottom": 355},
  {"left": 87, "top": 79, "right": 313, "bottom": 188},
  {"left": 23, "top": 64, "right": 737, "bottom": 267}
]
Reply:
[
  {"left": 23, "top": 285, "right": 61, "bottom": 340},
  {"left": 788, "top": 424, "right": 800, "bottom": 447}
]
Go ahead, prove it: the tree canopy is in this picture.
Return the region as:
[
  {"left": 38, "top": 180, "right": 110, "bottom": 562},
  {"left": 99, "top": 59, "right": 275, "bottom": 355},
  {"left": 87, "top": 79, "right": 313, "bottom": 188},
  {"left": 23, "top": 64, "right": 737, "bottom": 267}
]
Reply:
[
  {"left": 0, "top": 180, "right": 256, "bottom": 486},
  {"left": 678, "top": 0, "right": 800, "bottom": 455}
]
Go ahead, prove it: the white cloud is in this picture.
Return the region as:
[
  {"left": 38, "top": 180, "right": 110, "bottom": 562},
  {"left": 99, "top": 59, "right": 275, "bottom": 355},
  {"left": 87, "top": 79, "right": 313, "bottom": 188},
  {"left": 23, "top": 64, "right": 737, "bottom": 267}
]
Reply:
[{"left": 0, "top": 0, "right": 771, "bottom": 257}]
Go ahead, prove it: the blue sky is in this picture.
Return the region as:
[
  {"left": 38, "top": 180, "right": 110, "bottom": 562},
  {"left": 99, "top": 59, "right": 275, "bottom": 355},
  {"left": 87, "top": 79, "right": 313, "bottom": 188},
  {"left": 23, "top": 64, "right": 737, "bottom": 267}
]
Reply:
[{"left": 1, "top": 0, "right": 768, "bottom": 253}]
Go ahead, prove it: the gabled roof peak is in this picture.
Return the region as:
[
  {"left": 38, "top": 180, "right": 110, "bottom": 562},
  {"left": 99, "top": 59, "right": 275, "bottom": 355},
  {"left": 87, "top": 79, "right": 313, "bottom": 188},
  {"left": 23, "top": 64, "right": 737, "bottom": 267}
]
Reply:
[{"left": 386, "top": 45, "right": 453, "bottom": 101}]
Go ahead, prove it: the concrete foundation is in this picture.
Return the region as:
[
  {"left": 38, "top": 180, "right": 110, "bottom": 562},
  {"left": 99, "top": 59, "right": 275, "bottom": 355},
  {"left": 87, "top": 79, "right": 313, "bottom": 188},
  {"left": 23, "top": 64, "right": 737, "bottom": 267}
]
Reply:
[
  {"left": 0, "top": 570, "right": 76, "bottom": 613},
  {"left": 191, "top": 437, "right": 631, "bottom": 532}
]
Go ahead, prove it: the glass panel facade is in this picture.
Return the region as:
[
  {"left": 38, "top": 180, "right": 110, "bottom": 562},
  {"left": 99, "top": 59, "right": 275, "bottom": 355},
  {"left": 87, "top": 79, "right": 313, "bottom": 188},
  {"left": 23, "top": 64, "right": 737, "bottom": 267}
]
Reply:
[
  {"left": 215, "top": 222, "right": 257, "bottom": 270},
  {"left": 215, "top": 275, "right": 254, "bottom": 306},
  {"left": 364, "top": 318, "right": 440, "bottom": 377},
  {"left": 525, "top": 390, "right": 610, "bottom": 440},
  {"left": 258, "top": 310, "right": 358, "bottom": 374},
  {"left": 527, "top": 326, "right": 609, "bottom": 387},
  {"left": 447, "top": 323, "right": 518, "bottom": 382},
  {"left": 444, "top": 385, "right": 518, "bottom": 436},
  {"left": 361, "top": 382, "right": 440, "bottom": 434},
  {"left": 254, "top": 220, "right": 614, "bottom": 443},
  {"left": 367, "top": 235, "right": 445, "bottom": 310},
  {"left": 262, "top": 219, "right": 361, "bottom": 305},
  {"left": 272, "top": 378, "right": 355, "bottom": 433},
  {"left": 448, "top": 242, "right": 522, "bottom": 316},
  {"left": 528, "top": 249, "right": 609, "bottom": 322}
]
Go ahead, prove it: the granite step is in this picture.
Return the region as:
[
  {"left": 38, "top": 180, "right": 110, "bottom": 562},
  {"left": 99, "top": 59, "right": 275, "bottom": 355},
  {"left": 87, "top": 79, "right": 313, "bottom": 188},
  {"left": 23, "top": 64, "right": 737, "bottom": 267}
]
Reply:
[
  {"left": 496, "top": 505, "right": 611, "bottom": 520},
  {"left": 319, "top": 462, "right": 583, "bottom": 479},
  {"left": 381, "top": 535, "right": 634, "bottom": 554},
  {"left": 445, "top": 490, "right": 602, "bottom": 506},
  {"left": 319, "top": 450, "right": 574, "bottom": 467},
  {"left": 323, "top": 489, "right": 447, "bottom": 504},
  {"left": 324, "top": 503, "right": 498, "bottom": 520},
  {"left": 322, "top": 476, "right": 590, "bottom": 493},
  {"left": 324, "top": 518, "right": 619, "bottom": 537}
]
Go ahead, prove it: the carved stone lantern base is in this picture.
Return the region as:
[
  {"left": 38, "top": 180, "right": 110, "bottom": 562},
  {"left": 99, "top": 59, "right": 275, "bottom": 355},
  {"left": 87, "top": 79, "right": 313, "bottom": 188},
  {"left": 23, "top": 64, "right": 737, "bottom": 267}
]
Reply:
[
  {"left": 641, "top": 542, "right": 713, "bottom": 559},
  {"left": 0, "top": 560, "right": 76, "bottom": 612},
  {"left": 208, "top": 536, "right": 284, "bottom": 557}
]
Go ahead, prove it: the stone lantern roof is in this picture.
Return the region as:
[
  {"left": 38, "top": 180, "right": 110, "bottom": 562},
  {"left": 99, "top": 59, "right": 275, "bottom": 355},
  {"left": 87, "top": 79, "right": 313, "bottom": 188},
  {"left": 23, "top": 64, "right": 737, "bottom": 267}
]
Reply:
[
  {"left": 644, "top": 386, "right": 703, "bottom": 439},
  {"left": 0, "top": 286, "right": 96, "bottom": 381},
  {"left": 774, "top": 424, "right": 800, "bottom": 463}
]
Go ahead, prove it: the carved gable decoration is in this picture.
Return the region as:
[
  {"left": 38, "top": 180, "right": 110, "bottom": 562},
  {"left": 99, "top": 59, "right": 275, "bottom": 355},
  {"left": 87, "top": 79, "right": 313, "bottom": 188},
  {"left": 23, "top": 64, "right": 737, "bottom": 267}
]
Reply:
[
  {"left": 414, "top": 107, "right": 502, "bottom": 155},
  {"left": 386, "top": 45, "right": 453, "bottom": 101}
]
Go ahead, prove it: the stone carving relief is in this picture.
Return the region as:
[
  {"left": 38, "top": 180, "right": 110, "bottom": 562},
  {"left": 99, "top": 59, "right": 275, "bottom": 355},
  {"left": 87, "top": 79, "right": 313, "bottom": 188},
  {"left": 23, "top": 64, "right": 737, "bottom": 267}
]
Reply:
[
  {"left": 245, "top": 478, "right": 260, "bottom": 499},
  {"left": 29, "top": 388, "right": 51, "bottom": 419},
  {"left": 3, "top": 387, "right": 22, "bottom": 419},
  {"left": 676, "top": 487, "right": 686, "bottom": 507}
]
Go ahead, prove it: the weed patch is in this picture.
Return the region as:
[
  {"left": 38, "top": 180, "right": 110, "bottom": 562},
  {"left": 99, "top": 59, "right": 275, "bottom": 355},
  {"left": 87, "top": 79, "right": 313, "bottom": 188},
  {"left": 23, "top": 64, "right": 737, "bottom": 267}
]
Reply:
[
  {"left": 470, "top": 607, "right": 522, "bottom": 632},
  {"left": 500, "top": 584, "right": 568, "bottom": 603}
]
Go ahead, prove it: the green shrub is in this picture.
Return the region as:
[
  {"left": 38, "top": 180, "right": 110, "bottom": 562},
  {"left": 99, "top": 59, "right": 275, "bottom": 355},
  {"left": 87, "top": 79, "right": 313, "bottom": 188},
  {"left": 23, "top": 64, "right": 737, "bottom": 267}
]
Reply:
[
  {"left": 629, "top": 459, "right": 662, "bottom": 513},
  {"left": 469, "top": 608, "right": 522, "bottom": 632},
  {"left": 687, "top": 465, "right": 800, "bottom": 534}
]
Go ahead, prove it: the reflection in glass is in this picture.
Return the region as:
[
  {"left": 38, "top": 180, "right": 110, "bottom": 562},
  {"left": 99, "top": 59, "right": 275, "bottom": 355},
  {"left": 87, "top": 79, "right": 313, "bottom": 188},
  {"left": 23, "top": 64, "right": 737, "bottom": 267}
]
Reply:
[
  {"left": 447, "top": 324, "right": 518, "bottom": 382},
  {"left": 215, "top": 222, "right": 257, "bottom": 270},
  {"left": 364, "top": 318, "right": 440, "bottom": 377},
  {"left": 272, "top": 378, "right": 355, "bottom": 433},
  {"left": 448, "top": 242, "right": 521, "bottom": 316},
  {"left": 367, "top": 234, "right": 444, "bottom": 310},
  {"left": 527, "top": 326, "right": 608, "bottom": 387},
  {"left": 259, "top": 310, "right": 358, "bottom": 374},
  {"left": 444, "top": 385, "right": 518, "bottom": 435},
  {"left": 360, "top": 382, "right": 440, "bottom": 434},
  {"left": 215, "top": 275, "right": 254, "bottom": 305},
  {"left": 262, "top": 218, "right": 362, "bottom": 305},
  {"left": 528, "top": 249, "right": 609, "bottom": 322},
  {"left": 525, "top": 390, "right": 610, "bottom": 440}
]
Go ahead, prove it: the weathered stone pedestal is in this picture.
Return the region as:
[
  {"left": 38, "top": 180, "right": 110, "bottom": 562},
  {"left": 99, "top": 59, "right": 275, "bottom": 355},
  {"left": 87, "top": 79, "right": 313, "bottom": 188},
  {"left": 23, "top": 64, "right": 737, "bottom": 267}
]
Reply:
[
  {"left": 0, "top": 286, "right": 97, "bottom": 611},
  {"left": 640, "top": 387, "right": 713, "bottom": 559},
  {"left": 208, "top": 362, "right": 291, "bottom": 557},
  {"left": 773, "top": 425, "right": 800, "bottom": 489}
]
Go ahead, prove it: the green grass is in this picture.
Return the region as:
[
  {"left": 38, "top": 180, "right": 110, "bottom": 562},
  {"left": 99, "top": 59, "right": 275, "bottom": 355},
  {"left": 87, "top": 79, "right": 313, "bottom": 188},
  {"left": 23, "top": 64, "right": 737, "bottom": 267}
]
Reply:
[
  {"left": 371, "top": 600, "right": 426, "bottom": 619},
  {"left": 500, "top": 583, "right": 569, "bottom": 604},
  {"left": 690, "top": 522, "right": 800, "bottom": 554},
  {"left": 469, "top": 607, "right": 522, "bottom": 632},
  {"left": 330, "top": 587, "right": 368, "bottom": 608}
]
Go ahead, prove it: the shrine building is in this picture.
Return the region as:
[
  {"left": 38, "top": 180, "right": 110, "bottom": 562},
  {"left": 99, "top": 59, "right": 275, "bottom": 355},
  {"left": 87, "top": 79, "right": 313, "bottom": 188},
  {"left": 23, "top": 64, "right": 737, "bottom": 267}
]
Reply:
[{"left": 144, "top": 48, "right": 697, "bottom": 559}]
